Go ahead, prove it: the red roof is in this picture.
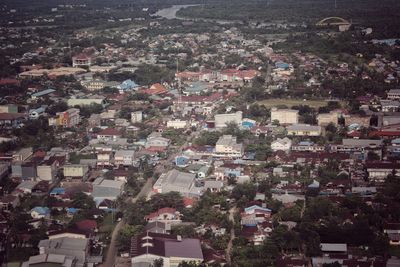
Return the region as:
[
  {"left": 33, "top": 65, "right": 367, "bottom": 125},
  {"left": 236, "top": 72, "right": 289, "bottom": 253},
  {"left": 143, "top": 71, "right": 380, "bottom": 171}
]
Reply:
[
  {"left": 98, "top": 128, "right": 121, "bottom": 136},
  {"left": 145, "top": 207, "right": 177, "bottom": 220},
  {"left": 0, "top": 79, "right": 20, "bottom": 86},
  {"left": 183, "top": 197, "right": 195, "bottom": 208},
  {"left": 0, "top": 113, "right": 26, "bottom": 120},
  {"left": 75, "top": 219, "right": 97, "bottom": 231}
]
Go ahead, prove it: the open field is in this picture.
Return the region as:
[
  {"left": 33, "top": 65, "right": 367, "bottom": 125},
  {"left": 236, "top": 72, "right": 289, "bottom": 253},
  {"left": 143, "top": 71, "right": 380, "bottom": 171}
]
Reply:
[{"left": 257, "top": 98, "right": 346, "bottom": 109}]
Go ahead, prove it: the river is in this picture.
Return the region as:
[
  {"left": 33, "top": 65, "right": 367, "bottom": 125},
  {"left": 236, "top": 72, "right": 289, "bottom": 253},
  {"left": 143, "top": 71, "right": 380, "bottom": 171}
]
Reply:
[{"left": 152, "top": 4, "right": 243, "bottom": 25}]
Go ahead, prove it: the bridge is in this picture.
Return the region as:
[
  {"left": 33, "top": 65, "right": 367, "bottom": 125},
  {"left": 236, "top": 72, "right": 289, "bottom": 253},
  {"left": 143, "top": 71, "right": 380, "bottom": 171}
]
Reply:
[{"left": 316, "top": 17, "right": 351, "bottom": 26}]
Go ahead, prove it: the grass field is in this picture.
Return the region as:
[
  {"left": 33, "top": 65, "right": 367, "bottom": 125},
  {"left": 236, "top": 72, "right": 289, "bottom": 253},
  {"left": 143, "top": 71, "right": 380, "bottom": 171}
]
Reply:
[{"left": 257, "top": 98, "right": 346, "bottom": 109}]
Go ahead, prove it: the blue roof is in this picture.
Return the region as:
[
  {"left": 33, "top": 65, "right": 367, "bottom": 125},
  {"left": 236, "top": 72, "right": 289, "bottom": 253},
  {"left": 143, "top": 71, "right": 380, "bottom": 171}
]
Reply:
[
  {"left": 392, "top": 138, "right": 400, "bottom": 144},
  {"left": 275, "top": 62, "right": 290, "bottom": 69},
  {"left": 32, "top": 89, "right": 56, "bottom": 97},
  {"left": 50, "top": 188, "right": 65, "bottom": 195},
  {"left": 31, "top": 206, "right": 50, "bottom": 215},
  {"left": 245, "top": 205, "right": 271, "bottom": 213},
  {"left": 298, "top": 141, "right": 314, "bottom": 146},
  {"left": 67, "top": 208, "right": 78, "bottom": 213},
  {"left": 119, "top": 79, "right": 139, "bottom": 91}
]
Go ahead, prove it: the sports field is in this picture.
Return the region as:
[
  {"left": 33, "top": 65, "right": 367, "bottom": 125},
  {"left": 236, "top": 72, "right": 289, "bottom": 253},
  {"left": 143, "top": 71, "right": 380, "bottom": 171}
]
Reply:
[{"left": 257, "top": 99, "right": 345, "bottom": 109}]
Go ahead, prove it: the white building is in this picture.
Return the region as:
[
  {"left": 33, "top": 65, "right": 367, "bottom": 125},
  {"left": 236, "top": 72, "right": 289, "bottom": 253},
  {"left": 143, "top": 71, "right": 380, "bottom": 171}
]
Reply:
[
  {"left": 114, "top": 150, "right": 136, "bottom": 166},
  {"left": 131, "top": 111, "right": 143, "bottom": 123},
  {"left": 287, "top": 124, "right": 322, "bottom": 136},
  {"left": 215, "top": 135, "right": 243, "bottom": 158},
  {"left": 215, "top": 111, "right": 243, "bottom": 128},
  {"left": 270, "top": 108, "right": 298, "bottom": 125},
  {"left": 271, "top": 137, "right": 292, "bottom": 152},
  {"left": 166, "top": 120, "right": 188, "bottom": 129},
  {"left": 387, "top": 89, "right": 400, "bottom": 100},
  {"left": 317, "top": 112, "right": 339, "bottom": 126}
]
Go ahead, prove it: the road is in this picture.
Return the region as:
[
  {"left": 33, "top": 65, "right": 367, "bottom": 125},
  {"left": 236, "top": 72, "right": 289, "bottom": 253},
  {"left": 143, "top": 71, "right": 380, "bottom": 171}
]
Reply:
[
  {"left": 101, "top": 129, "right": 201, "bottom": 267},
  {"left": 226, "top": 206, "right": 236, "bottom": 266},
  {"left": 100, "top": 178, "right": 154, "bottom": 267}
]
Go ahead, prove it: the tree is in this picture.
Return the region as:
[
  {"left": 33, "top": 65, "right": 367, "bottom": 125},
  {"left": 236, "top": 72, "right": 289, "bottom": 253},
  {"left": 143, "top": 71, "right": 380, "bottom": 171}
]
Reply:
[
  {"left": 71, "top": 192, "right": 95, "bottom": 210},
  {"left": 117, "top": 225, "right": 143, "bottom": 251},
  {"left": 231, "top": 183, "right": 257, "bottom": 202}
]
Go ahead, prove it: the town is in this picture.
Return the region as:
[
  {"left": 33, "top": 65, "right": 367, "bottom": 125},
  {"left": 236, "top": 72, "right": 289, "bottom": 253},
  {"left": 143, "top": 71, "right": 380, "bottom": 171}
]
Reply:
[{"left": 1, "top": 0, "right": 400, "bottom": 267}]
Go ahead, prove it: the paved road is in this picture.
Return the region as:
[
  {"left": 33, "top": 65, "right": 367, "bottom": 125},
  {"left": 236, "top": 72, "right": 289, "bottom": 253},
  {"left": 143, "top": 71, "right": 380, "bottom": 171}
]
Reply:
[{"left": 100, "top": 178, "right": 154, "bottom": 267}]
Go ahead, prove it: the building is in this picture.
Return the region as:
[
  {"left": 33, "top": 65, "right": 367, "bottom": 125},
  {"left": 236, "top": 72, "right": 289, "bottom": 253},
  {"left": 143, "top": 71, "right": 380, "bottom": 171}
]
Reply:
[
  {"left": 214, "top": 111, "right": 242, "bottom": 128},
  {"left": 167, "top": 120, "right": 188, "bottom": 129},
  {"left": 317, "top": 112, "right": 338, "bottom": 126},
  {"left": 387, "top": 89, "right": 400, "bottom": 100},
  {"left": 0, "top": 113, "right": 27, "bottom": 129},
  {"left": 114, "top": 150, "right": 136, "bottom": 166},
  {"left": 130, "top": 232, "right": 203, "bottom": 267},
  {"left": 131, "top": 111, "right": 143, "bottom": 123},
  {"left": 92, "top": 177, "right": 124, "bottom": 203},
  {"left": 366, "top": 162, "right": 400, "bottom": 182},
  {"left": 0, "top": 104, "right": 18, "bottom": 113},
  {"left": 271, "top": 137, "right": 292, "bottom": 152},
  {"left": 144, "top": 207, "right": 182, "bottom": 224},
  {"left": 28, "top": 237, "right": 91, "bottom": 267},
  {"left": 145, "top": 135, "right": 170, "bottom": 151},
  {"left": 72, "top": 54, "right": 92, "bottom": 68},
  {"left": 48, "top": 108, "right": 80, "bottom": 128},
  {"left": 67, "top": 97, "right": 104, "bottom": 107},
  {"left": 30, "top": 206, "right": 50, "bottom": 219},
  {"left": 153, "top": 169, "right": 199, "bottom": 197},
  {"left": 97, "top": 128, "right": 121, "bottom": 142},
  {"left": 63, "top": 165, "right": 89, "bottom": 180},
  {"left": 287, "top": 124, "right": 322, "bottom": 136},
  {"left": 271, "top": 108, "right": 299, "bottom": 125},
  {"left": 215, "top": 135, "right": 243, "bottom": 158},
  {"left": 37, "top": 157, "right": 60, "bottom": 182},
  {"left": 29, "top": 107, "right": 46, "bottom": 119}
]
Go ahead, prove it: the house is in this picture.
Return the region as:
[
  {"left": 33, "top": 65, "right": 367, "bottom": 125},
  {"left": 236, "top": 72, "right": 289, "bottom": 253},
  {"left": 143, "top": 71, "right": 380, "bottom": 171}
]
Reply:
[
  {"left": 30, "top": 206, "right": 50, "bottom": 219},
  {"left": 144, "top": 207, "right": 182, "bottom": 224},
  {"left": 214, "top": 111, "right": 242, "bottom": 128},
  {"left": 97, "top": 128, "right": 121, "bottom": 142},
  {"left": 114, "top": 150, "right": 136, "bottom": 166},
  {"left": 271, "top": 108, "right": 299, "bottom": 125},
  {"left": 287, "top": 124, "right": 322, "bottom": 136},
  {"left": 153, "top": 169, "right": 200, "bottom": 197},
  {"left": 241, "top": 205, "right": 272, "bottom": 226},
  {"left": 72, "top": 54, "right": 91, "bottom": 68},
  {"left": 0, "top": 113, "right": 27, "bottom": 128},
  {"left": 142, "top": 83, "right": 168, "bottom": 95},
  {"left": 48, "top": 108, "right": 80, "bottom": 128},
  {"left": 215, "top": 135, "right": 243, "bottom": 158},
  {"left": 29, "top": 107, "right": 46, "bottom": 119},
  {"left": 271, "top": 137, "right": 292, "bottom": 152},
  {"left": 75, "top": 219, "right": 98, "bottom": 235},
  {"left": 204, "top": 180, "right": 224, "bottom": 192},
  {"left": 130, "top": 232, "right": 203, "bottom": 267},
  {"left": 145, "top": 134, "right": 170, "bottom": 151}
]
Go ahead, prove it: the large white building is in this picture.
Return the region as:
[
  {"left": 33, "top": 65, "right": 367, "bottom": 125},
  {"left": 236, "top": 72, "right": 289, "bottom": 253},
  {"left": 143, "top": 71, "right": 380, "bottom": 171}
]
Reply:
[
  {"left": 270, "top": 108, "right": 298, "bottom": 125},
  {"left": 153, "top": 169, "right": 201, "bottom": 197},
  {"left": 167, "top": 120, "right": 188, "bottom": 129},
  {"left": 131, "top": 111, "right": 143, "bottom": 123},
  {"left": 215, "top": 135, "right": 243, "bottom": 158},
  {"left": 271, "top": 137, "right": 292, "bottom": 152},
  {"left": 215, "top": 111, "right": 242, "bottom": 128}
]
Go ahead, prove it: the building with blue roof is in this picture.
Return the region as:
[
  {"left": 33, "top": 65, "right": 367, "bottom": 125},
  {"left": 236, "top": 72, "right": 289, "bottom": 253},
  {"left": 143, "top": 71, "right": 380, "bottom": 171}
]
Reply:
[
  {"left": 31, "top": 89, "right": 56, "bottom": 99},
  {"left": 275, "top": 62, "right": 290, "bottom": 70},
  {"left": 118, "top": 79, "right": 139, "bottom": 92},
  {"left": 30, "top": 206, "right": 50, "bottom": 219},
  {"left": 50, "top": 187, "right": 65, "bottom": 196}
]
